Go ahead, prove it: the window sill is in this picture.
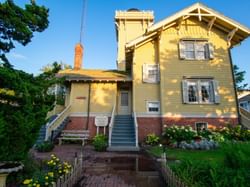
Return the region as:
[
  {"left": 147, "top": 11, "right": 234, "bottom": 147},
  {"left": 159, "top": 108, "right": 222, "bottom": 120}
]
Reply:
[{"left": 184, "top": 102, "right": 218, "bottom": 105}]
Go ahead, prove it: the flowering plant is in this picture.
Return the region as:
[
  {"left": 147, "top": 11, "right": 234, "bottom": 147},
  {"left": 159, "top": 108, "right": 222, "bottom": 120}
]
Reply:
[
  {"left": 163, "top": 125, "right": 197, "bottom": 144},
  {"left": 22, "top": 154, "right": 72, "bottom": 186}
]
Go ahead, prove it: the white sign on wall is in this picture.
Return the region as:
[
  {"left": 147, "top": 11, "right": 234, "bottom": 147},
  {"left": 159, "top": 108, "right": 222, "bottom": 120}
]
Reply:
[{"left": 95, "top": 116, "right": 108, "bottom": 127}]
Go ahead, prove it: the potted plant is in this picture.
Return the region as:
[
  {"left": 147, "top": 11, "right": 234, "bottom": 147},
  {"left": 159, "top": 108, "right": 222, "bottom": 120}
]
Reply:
[{"left": 0, "top": 162, "right": 24, "bottom": 187}]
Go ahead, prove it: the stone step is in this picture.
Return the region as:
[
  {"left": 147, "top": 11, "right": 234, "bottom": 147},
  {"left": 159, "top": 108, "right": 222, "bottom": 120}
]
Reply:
[
  {"left": 111, "top": 137, "right": 135, "bottom": 141},
  {"left": 112, "top": 133, "right": 135, "bottom": 138},
  {"left": 107, "top": 146, "right": 140, "bottom": 151},
  {"left": 113, "top": 126, "right": 134, "bottom": 130},
  {"left": 111, "top": 141, "right": 136, "bottom": 145}
]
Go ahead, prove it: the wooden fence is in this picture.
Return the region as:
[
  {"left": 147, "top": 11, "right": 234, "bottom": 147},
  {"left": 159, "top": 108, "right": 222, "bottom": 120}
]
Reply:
[
  {"left": 160, "top": 153, "right": 187, "bottom": 187},
  {"left": 52, "top": 152, "right": 83, "bottom": 187}
]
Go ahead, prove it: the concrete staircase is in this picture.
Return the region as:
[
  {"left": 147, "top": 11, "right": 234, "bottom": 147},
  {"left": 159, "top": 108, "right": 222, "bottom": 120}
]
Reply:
[
  {"left": 108, "top": 115, "right": 139, "bottom": 151},
  {"left": 35, "top": 125, "right": 46, "bottom": 145},
  {"left": 35, "top": 115, "right": 69, "bottom": 145}
]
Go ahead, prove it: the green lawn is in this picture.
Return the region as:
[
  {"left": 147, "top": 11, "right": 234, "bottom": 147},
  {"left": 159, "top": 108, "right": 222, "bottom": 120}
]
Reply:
[
  {"left": 148, "top": 146, "right": 225, "bottom": 164},
  {"left": 148, "top": 142, "right": 250, "bottom": 187}
]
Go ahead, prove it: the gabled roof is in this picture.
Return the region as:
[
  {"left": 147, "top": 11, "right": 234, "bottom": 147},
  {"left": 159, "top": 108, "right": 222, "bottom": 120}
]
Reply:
[
  {"left": 126, "top": 3, "right": 250, "bottom": 49},
  {"left": 57, "top": 69, "right": 131, "bottom": 82}
]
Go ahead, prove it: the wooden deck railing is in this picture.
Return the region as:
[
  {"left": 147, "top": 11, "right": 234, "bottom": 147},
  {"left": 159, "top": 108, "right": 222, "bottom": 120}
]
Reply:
[
  {"left": 45, "top": 105, "right": 71, "bottom": 141},
  {"left": 52, "top": 152, "right": 83, "bottom": 187},
  {"left": 239, "top": 107, "right": 250, "bottom": 129}
]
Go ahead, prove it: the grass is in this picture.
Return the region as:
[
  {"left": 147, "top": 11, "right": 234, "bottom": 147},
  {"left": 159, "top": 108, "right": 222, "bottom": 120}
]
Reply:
[
  {"left": 148, "top": 142, "right": 250, "bottom": 187},
  {"left": 148, "top": 142, "right": 250, "bottom": 165}
]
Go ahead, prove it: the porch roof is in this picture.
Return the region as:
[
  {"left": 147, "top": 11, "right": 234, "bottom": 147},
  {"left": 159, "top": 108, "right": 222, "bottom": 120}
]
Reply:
[{"left": 57, "top": 69, "right": 132, "bottom": 82}]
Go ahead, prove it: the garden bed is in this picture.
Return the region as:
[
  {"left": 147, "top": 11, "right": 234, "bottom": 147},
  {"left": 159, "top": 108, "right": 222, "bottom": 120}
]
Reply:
[{"left": 147, "top": 142, "right": 250, "bottom": 187}]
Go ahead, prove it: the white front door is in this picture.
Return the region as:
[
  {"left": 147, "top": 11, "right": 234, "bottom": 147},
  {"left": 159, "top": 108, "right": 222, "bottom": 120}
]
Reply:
[{"left": 119, "top": 91, "right": 130, "bottom": 114}]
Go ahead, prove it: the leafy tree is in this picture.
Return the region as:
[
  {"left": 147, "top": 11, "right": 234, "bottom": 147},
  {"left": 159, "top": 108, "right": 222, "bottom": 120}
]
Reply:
[
  {"left": 0, "top": 0, "right": 51, "bottom": 161},
  {"left": 0, "top": 0, "right": 49, "bottom": 63},
  {"left": 233, "top": 65, "right": 248, "bottom": 90},
  {"left": 0, "top": 65, "right": 58, "bottom": 161}
]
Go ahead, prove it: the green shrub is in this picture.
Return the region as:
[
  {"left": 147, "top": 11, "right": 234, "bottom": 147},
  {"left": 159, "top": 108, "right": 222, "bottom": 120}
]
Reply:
[
  {"left": 172, "top": 158, "right": 249, "bottom": 187},
  {"left": 218, "top": 125, "right": 250, "bottom": 141},
  {"left": 22, "top": 154, "right": 72, "bottom": 187},
  {"left": 163, "top": 125, "right": 197, "bottom": 144},
  {"left": 145, "top": 133, "right": 160, "bottom": 145},
  {"left": 35, "top": 141, "right": 54, "bottom": 152},
  {"left": 222, "top": 142, "right": 250, "bottom": 169},
  {"left": 92, "top": 134, "right": 107, "bottom": 151}
]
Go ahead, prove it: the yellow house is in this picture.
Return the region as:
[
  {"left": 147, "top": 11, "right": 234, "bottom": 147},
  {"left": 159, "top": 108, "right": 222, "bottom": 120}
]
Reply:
[{"left": 50, "top": 3, "right": 250, "bottom": 150}]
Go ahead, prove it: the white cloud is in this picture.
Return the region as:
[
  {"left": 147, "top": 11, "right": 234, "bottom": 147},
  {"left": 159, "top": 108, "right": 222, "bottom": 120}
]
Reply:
[{"left": 10, "top": 52, "right": 27, "bottom": 60}]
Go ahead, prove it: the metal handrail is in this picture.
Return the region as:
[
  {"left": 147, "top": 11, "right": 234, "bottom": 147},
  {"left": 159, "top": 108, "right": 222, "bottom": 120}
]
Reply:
[
  {"left": 133, "top": 111, "right": 139, "bottom": 147},
  {"left": 108, "top": 100, "right": 116, "bottom": 146},
  {"left": 45, "top": 105, "right": 71, "bottom": 140}
]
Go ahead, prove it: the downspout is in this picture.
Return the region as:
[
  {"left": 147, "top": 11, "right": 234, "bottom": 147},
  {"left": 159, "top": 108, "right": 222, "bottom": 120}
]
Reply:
[
  {"left": 228, "top": 49, "right": 241, "bottom": 125},
  {"left": 86, "top": 82, "right": 91, "bottom": 129}
]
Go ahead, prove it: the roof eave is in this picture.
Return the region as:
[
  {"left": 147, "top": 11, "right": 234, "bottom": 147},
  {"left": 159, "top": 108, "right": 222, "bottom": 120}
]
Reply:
[{"left": 126, "top": 2, "right": 250, "bottom": 49}]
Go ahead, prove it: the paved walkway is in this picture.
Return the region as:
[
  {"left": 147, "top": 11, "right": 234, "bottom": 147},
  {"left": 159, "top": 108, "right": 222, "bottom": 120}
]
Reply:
[{"left": 32, "top": 144, "right": 165, "bottom": 187}]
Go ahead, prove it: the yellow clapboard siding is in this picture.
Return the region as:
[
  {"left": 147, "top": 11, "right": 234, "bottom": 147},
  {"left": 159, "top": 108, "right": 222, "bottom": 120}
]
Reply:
[{"left": 133, "top": 18, "right": 237, "bottom": 117}]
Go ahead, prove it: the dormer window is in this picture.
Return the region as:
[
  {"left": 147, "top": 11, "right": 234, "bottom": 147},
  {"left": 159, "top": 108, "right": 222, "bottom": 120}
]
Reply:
[{"left": 179, "top": 40, "right": 214, "bottom": 60}]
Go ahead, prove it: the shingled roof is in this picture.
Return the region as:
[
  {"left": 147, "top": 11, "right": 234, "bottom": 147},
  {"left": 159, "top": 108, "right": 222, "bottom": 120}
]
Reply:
[{"left": 57, "top": 69, "right": 131, "bottom": 82}]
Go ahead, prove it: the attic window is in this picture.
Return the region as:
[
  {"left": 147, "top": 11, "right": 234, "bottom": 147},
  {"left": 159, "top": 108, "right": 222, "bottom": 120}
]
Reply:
[{"left": 179, "top": 40, "right": 214, "bottom": 60}]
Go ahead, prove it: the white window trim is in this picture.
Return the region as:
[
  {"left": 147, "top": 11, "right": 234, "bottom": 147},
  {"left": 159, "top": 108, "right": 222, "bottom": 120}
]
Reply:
[
  {"left": 195, "top": 122, "right": 208, "bottom": 131},
  {"left": 146, "top": 101, "right": 160, "bottom": 114},
  {"left": 143, "top": 63, "right": 160, "bottom": 83},
  {"left": 183, "top": 79, "right": 219, "bottom": 104},
  {"left": 239, "top": 101, "right": 250, "bottom": 112},
  {"left": 179, "top": 39, "right": 214, "bottom": 60}
]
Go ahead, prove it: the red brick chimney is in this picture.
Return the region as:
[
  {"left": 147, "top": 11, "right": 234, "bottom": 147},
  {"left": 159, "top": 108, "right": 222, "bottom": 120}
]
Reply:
[{"left": 74, "top": 43, "right": 83, "bottom": 70}]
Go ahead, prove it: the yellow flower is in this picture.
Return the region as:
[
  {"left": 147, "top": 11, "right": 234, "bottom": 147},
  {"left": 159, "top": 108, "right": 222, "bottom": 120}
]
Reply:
[
  {"left": 45, "top": 176, "right": 49, "bottom": 180},
  {"left": 48, "top": 172, "right": 54, "bottom": 177},
  {"left": 23, "top": 179, "right": 31, "bottom": 185},
  {"left": 59, "top": 170, "right": 62, "bottom": 173},
  {"left": 36, "top": 184, "right": 40, "bottom": 187}
]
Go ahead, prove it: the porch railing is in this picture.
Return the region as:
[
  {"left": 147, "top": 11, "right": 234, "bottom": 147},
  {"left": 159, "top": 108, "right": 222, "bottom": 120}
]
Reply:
[
  {"left": 45, "top": 105, "right": 71, "bottom": 141},
  {"left": 240, "top": 107, "right": 250, "bottom": 129},
  {"left": 108, "top": 100, "right": 116, "bottom": 147},
  {"left": 133, "top": 111, "right": 139, "bottom": 147}
]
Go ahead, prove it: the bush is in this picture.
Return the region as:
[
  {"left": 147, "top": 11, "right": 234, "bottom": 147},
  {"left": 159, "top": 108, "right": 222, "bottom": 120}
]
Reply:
[
  {"left": 218, "top": 125, "right": 250, "bottom": 141},
  {"left": 145, "top": 133, "right": 160, "bottom": 145},
  {"left": 198, "top": 130, "right": 225, "bottom": 142},
  {"left": 92, "top": 134, "right": 107, "bottom": 151},
  {"left": 22, "top": 154, "right": 72, "bottom": 187},
  {"left": 172, "top": 158, "right": 250, "bottom": 187},
  {"left": 35, "top": 141, "right": 54, "bottom": 152},
  {"left": 163, "top": 125, "right": 197, "bottom": 144}
]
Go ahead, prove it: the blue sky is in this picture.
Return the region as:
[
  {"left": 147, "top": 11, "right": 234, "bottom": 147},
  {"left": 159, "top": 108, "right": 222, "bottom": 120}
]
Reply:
[{"left": 2, "top": 0, "right": 250, "bottom": 85}]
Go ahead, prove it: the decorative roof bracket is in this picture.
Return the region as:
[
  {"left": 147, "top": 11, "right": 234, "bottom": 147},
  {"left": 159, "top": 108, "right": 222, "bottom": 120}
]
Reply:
[
  {"left": 227, "top": 27, "right": 238, "bottom": 47},
  {"left": 207, "top": 17, "right": 216, "bottom": 35}
]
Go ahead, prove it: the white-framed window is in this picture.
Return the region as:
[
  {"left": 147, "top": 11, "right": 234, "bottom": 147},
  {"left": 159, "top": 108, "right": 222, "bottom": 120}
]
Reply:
[
  {"left": 147, "top": 101, "right": 160, "bottom": 113},
  {"left": 179, "top": 40, "right": 214, "bottom": 60},
  {"left": 195, "top": 122, "right": 208, "bottom": 132},
  {"left": 239, "top": 101, "right": 250, "bottom": 112},
  {"left": 182, "top": 79, "right": 220, "bottom": 104},
  {"left": 143, "top": 64, "right": 160, "bottom": 83}
]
